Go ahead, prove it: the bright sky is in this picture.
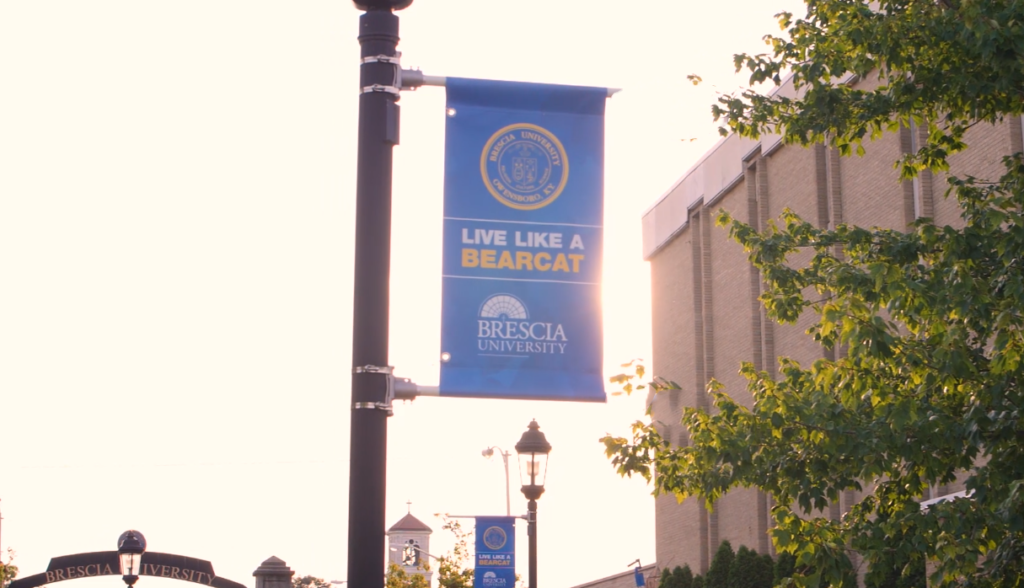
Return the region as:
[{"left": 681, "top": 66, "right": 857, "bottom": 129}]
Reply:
[{"left": 1, "top": 2, "right": 805, "bottom": 588}]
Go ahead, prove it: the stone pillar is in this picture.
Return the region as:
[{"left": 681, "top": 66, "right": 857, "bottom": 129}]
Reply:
[{"left": 253, "top": 557, "right": 294, "bottom": 588}]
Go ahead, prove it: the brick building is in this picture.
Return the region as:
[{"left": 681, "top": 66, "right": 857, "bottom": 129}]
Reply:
[
  {"left": 569, "top": 564, "right": 659, "bottom": 588},
  {"left": 387, "top": 510, "right": 434, "bottom": 585},
  {"left": 640, "top": 73, "right": 1023, "bottom": 575}
]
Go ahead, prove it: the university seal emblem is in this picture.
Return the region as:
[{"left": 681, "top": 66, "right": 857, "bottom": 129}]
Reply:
[
  {"left": 480, "top": 123, "right": 569, "bottom": 210},
  {"left": 482, "top": 526, "right": 508, "bottom": 550}
]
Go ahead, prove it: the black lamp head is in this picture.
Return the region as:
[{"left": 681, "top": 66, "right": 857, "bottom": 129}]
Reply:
[
  {"left": 353, "top": 0, "right": 413, "bottom": 11},
  {"left": 515, "top": 420, "right": 552, "bottom": 455},
  {"left": 117, "top": 530, "right": 147, "bottom": 554}
]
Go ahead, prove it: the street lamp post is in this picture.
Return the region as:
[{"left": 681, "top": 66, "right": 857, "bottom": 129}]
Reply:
[
  {"left": 347, "top": 2, "right": 411, "bottom": 588},
  {"left": 514, "top": 421, "right": 552, "bottom": 588},
  {"left": 481, "top": 446, "right": 512, "bottom": 516},
  {"left": 117, "top": 530, "right": 147, "bottom": 588}
]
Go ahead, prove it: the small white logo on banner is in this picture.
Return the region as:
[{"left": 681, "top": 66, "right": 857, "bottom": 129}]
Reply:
[{"left": 476, "top": 294, "right": 567, "bottom": 355}]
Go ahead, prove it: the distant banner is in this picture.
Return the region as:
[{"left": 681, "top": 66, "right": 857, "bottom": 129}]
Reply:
[
  {"left": 440, "top": 77, "right": 607, "bottom": 402},
  {"left": 474, "top": 517, "right": 516, "bottom": 588}
]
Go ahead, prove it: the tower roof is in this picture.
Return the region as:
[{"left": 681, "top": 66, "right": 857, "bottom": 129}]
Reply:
[{"left": 387, "top": 513, "right": 432, "bottom": 533}]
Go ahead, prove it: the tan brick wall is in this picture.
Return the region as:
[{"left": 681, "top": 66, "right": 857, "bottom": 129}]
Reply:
[
  {"left": 932, "top": 118, "right": 1018, "bottom": 229},
  {"left": 716, "top": 486, "right": 766, "bottom": 557},
  {"left": 706, "top": 178, "right": 771, "bottom": 557},
  {"left": 650, "top": 224, "right": 705, "bottom": 572},
  {"left": 709, "top": 181, "right": 754, "bottom": 404},
  {"left": 766, "top": 143, "right": 819, "bottom": 222},
  {"left": 651, "top": 225, "right": 696, "bottom": 428},
  {"left": 645, "top": 80, "right": 1018, "bottom": 577},
  {"left": 764, "top": 143, "right": 829, "bottom": 368},
  {"left": 840, "top": 130, "right": 906, "bottom": 231}
]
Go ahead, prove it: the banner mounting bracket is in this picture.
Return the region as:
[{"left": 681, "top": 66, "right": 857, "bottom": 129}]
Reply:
[
  {"left": 362, "top": 54, "right": 401, "bottom": 65},
  {"left": 393, "top": 376, "right": 439, "bottom": 401},
  {"left": 398, "top": 69, "right": 622, "bottom": 97},
  {"left": 353, "top": 365, "right": 396, "bottom": 415}
]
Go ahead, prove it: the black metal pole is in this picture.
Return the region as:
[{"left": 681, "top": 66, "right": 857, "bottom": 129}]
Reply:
[
  {"left": 347, "top": 3, "right": 408, "bottom": 588},
  {"left": 527, "top": 499, "right": 538, "bottom": 588}
]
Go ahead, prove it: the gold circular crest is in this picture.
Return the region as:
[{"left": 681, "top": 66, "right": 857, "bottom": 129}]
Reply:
[
  {"left": 480, "top": 123, "right": 569, "bottom": 210},
  {"left": 482, "top": 526, "right": 508, "bottom": 550}
]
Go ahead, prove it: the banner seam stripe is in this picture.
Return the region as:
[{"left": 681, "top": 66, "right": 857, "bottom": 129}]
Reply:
[
  {"left": 442, "top": 275, "right": 599, "bottom": 285},
  {"left": 444, "top": 216, "right": 601, "bottom": 228}
]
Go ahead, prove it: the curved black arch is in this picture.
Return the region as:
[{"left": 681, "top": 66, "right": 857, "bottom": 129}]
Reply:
[{"left": 10, "top": 551, "right": 247, "bottom": 588}]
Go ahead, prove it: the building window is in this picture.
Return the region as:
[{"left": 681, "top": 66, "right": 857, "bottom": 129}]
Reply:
[{"left": 403, "top": 540, "right": 419, "bottom": 566}]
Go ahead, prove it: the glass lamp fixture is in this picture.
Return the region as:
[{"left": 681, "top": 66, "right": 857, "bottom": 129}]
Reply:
[
  {"left": 117, "top": 530, "right": 147, "bottom": 587},
  {"left": 514, "top": 420, "right": 552, "bottom": 500}
]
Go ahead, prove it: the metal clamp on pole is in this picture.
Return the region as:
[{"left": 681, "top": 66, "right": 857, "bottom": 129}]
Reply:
[
  {"left": 353, "top": 364, "right": 393, "bottom": 375},
  {"left": 362, "top": 52, "right": 401, "bottom": 95},
  {"left": 361, "top": 84, "right": 401, "bottom": 95},
  {"left": 362, "top": 54, "right": 401, "bottom": 65},
  {"left": 353, "top": 365, "right": 395, "bottom": 414}
]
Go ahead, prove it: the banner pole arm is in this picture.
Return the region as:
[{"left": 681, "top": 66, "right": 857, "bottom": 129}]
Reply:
[
  {"left": 393, "top": 376, "right": 439, "bottom": 400},
  {"left": 400, "top": 69, "right": 621, "bottom": 97}
]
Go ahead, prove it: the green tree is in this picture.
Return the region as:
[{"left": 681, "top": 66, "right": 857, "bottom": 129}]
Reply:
[
  {"left": 773, "top": 553, "right": 795, "bottom": 585},
  {"left": 730, "top": 546, "right": 771, "bottom": 588},
  {"left": 757, "top": 555, "right": 773, "bottom": 588},
  {"left": 863, "top": 518, "right": 925, "bottom": 588},
  {"left": 385, "top": 563, "right": 429, "bottom": 588},
  {"left": 659, "top": 567, "right": 679, "bottom": 588},
  {"left": 434, "top": 518, "right": 473, "bottom": 588},
  {"left": 673, "top": 565, "right": 695, "bottom": 588},
  {"left": 1, "top": 549, "right": 18, "bottom": 588},
  {"left": 706, "top": 541, "right": 734, "bottom": 588},
  {"left": 603, "top": 1, "right": 1024, "bottom": 586},
  {"left": 292, "top": 576, "right": 330, "bottom": 588},
  {"left": 692, "top": 574, "right": 705, "bottom": 588},
  {"left": 865, "top": 551, "right": 925, "bottom": 588}
]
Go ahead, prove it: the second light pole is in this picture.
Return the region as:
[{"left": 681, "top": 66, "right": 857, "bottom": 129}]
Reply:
[
  {"left": 482, "top": 445, "right": 512, "bottom": 516},
  {"left": 515, "top": 420, "right": 552, "bottom": 588}
]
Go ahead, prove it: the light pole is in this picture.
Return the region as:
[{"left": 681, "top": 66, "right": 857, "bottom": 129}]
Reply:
[
  {"left": 515, "top": 421, "right": 551, "bottom": 588},
  {"left": 117, "top": 530, "right": 146, "bottom": 588},
  {"left": 482, "top": 446, "right": 512, "bottom": 516},
  {"left": 348, "top": 2, "right": 411, "bottom": 588}
]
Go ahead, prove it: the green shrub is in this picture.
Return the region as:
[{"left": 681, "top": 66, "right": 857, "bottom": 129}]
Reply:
[
  {"left": 730, "top": 546, "right": 771, "bottom": 588},
  {"left": 673, "top": 565, "right": 694, "bottom": 588},
  {"left": 707, "top": 541, "right": 735, "bottom": 588},
  {"left": 773, "top": 552, "right": 795, "bottom": 584}
]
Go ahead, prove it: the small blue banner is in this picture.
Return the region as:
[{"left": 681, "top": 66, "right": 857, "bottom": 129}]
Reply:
[
  {"left": 440, "top": 77, "right": 607, "bottom": 402},
  {"left": 634, "top": 568, "right": 646, "bottom": 588},
  {"left": 474, "top": 517, "right": 516, "bottom": 588}
]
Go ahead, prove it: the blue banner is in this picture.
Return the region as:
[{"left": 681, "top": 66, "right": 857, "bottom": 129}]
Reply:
[
  {"left": 440, "top": 77, "right": 607, "bottom": 402},
  {"left": 474, "top": 517, "right": 516, "bottom": 588}
]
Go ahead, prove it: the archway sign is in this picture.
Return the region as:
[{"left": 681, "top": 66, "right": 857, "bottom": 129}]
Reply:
[{"left": 10, "top": 550, "right": 247, "bottom": 588}]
